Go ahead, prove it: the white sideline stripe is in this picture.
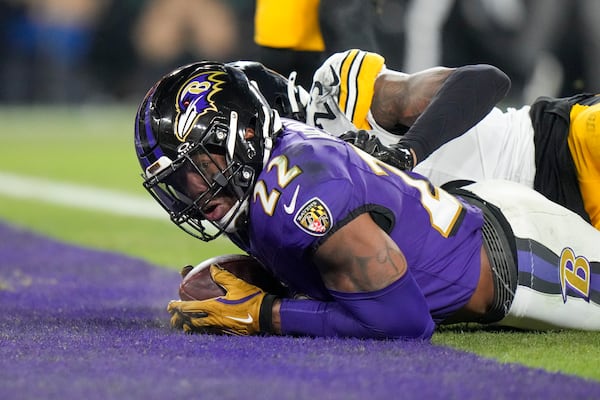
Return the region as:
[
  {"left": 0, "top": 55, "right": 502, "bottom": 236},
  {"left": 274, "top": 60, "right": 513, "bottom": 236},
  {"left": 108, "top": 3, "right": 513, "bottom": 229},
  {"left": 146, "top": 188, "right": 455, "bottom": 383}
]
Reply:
[{"left": 0, "top": 171, "right": 168, "bottom": 220}]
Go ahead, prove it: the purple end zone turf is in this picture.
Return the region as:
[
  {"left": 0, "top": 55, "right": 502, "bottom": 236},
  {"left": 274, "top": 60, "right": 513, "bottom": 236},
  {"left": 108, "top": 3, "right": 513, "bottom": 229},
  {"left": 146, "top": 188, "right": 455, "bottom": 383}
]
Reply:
[{"left": 1, "top": 221, "right": 599, "bottom": 400}]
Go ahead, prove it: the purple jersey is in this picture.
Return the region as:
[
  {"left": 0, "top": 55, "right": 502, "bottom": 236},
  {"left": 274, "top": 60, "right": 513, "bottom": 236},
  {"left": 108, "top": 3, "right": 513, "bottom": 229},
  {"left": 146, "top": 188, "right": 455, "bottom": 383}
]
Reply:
[{"left": 244, "top": 119, "right": 484, "bottom": 322}]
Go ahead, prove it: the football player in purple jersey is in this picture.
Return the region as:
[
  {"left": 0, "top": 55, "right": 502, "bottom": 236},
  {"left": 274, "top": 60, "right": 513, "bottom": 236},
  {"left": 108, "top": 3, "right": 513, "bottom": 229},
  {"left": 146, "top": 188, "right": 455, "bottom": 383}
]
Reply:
[{"left": 135, "top": 62, "right": 600, "bottom": 339}]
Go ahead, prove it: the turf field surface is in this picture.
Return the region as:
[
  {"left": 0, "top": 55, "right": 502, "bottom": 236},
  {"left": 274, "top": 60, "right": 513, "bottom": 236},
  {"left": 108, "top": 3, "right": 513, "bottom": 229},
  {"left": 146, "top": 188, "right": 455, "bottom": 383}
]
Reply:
[
  {"left": 1, "top": 106, "right": 599, "bottom": 388},
  {"left": 2, "top": 222, "right": 600, "bottom": 400}
]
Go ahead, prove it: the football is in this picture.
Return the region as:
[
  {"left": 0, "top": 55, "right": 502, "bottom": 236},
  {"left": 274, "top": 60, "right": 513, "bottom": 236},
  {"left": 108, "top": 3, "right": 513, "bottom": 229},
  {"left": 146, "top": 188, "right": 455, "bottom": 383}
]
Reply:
[{"left": 178, "top": 253, "right": 289, "bottom": 301}]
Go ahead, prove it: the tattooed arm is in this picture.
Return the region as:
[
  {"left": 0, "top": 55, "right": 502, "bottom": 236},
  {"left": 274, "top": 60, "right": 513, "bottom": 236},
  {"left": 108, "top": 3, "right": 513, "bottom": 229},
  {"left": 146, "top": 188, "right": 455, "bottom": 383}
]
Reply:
[
  {"left": 371, "top": 65, "right": 511, "bottom": 166},
  {"left": 371, "top": 67, "right": 454, "bottom": 130},
  {"left": 271, "top": 213, "right": 435, "bottom": 340},
  {"left": 314, "top": 213, "right": 407, "bottom": 292}
]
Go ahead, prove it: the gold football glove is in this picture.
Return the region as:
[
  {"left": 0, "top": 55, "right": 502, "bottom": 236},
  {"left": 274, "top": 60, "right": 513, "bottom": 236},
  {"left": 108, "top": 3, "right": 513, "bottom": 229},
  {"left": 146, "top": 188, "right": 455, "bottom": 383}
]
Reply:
[{"left": 167, "top": 265, "right": 277, "bottom": 335}]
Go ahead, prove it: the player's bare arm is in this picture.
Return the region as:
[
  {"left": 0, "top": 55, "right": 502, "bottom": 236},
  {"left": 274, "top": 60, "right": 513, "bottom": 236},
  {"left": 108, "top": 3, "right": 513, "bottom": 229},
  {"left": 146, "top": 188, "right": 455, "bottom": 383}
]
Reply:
[
  {"left": 391, "top": 64, "right": 510, "bottom": 166},
  {"left": 270, "top": 213, "right": 409, "bottom": 335},
  {"left": 313, "top": 212, "right": 495, "bottom": 323},
  {"left": 313, "top": 213, "right": 407, "bottom": 292},
  {"left": 371, "top": 67, "right": 454, "bottom": 129},
  {"left": 269, "top": 213, "right": 432, "bottom": 338}
]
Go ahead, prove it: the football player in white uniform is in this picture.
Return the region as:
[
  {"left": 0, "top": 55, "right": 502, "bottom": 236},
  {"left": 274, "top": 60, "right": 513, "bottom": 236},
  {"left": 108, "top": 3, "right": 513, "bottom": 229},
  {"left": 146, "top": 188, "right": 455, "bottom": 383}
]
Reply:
[{"left": 306, "top": 49, "right": 600, "bottom": 229}]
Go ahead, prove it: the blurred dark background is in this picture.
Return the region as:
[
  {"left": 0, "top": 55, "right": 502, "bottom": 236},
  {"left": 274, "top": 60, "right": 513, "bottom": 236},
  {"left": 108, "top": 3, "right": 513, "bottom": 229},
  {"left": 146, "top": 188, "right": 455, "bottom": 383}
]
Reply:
[{"left": 1, "top": 0, "right": 597, "bottom": 106}]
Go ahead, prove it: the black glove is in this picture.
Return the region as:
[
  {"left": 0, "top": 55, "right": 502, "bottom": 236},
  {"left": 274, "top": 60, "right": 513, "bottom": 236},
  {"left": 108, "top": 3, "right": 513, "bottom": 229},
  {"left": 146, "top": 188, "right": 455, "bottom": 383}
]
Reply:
[
  {"left": 373, "top": 143, "right": 414, "bottom": 171},
  {"left": 339, "top": 130, "right": 383, "bottom": 155}
]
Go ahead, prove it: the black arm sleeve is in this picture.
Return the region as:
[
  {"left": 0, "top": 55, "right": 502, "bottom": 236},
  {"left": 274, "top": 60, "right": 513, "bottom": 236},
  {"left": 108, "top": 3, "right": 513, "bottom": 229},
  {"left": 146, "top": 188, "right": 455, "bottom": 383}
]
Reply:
[{"left": 398, "top": 64, "right": 511, "bottom": 163}]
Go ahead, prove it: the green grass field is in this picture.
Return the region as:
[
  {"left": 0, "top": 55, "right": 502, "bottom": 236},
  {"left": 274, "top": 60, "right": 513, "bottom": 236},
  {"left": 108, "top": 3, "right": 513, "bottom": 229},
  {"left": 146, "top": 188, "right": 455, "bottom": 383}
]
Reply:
[{"left": 1, "top": 106, "right": 599, "bottom": 382}]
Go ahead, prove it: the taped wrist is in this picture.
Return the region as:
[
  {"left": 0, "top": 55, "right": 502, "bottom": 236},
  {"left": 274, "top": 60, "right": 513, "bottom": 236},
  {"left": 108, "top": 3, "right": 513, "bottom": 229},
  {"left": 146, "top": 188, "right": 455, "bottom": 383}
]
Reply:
[{"left": 259, "top": 294, "right": 278, "bottom": 333}]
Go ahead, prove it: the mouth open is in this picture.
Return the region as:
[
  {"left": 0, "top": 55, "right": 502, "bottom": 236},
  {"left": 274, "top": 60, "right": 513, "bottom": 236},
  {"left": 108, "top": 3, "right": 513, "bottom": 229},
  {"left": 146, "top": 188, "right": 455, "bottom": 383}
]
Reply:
[
  {"left": 201, "top": 201, "right": 226, "bottom": 221},
  {"left": 202, "top": 203, "right": 217, "bottom": 214}
]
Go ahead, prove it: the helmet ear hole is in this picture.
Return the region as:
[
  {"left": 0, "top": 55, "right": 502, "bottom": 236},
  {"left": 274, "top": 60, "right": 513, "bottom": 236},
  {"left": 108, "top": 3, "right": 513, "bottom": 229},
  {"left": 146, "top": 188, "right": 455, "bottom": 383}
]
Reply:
[
  {"left": 245, "top": 116, "right": 258, "bottom": 138},
  {"left": 249, "top": 115, "right": 257, "bottom": 128},
  {"left": 244, "top": 128, "right": 255, "bottom": 140},
  {"left": 274, "top": 97, "right": 287, "bottom": 116}
]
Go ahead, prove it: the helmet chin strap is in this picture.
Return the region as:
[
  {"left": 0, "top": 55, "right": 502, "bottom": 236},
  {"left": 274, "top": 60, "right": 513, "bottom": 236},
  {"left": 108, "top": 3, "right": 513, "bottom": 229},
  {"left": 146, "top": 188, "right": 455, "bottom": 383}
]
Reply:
[
  {"left": 216, "top": 198, "right": 249, "bottom": 233},
  {"left": 261, "top": 108, "right": 280, "bottom": 167},
  {"left": 217, "top": 99, "right": 280, "bottom": 234}
]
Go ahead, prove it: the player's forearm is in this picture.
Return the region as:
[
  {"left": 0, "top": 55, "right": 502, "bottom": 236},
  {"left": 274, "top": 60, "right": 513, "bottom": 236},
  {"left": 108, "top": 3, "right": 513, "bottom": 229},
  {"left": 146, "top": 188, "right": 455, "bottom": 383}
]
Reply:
[
  {"left": 269, "top": 273, "right": 435, "bottom": 340},
  {"left": 400, "top": 64, "right": 511, "bottom": 164},
  {"left": 372, "top": 67, "right": 454, "bottom": 129}
]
